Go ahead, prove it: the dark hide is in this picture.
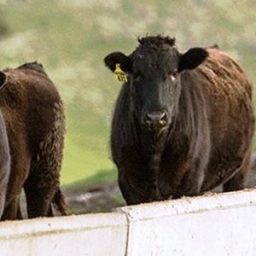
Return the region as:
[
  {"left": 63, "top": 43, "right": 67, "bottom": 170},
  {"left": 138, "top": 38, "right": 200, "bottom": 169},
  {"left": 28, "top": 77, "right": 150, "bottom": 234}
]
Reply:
[
  {"left": 0, "top": 62, "right": 67, "bottom": 220},
  {"left": 104, "top": 35, "right": 255, "bottom": 205}
]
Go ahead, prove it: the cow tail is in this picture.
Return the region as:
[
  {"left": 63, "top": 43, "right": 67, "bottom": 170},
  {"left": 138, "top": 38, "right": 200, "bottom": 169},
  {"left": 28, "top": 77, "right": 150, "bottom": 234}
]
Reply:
[{"left": 52, "top": 188, "right": 68, "bottom": 216}]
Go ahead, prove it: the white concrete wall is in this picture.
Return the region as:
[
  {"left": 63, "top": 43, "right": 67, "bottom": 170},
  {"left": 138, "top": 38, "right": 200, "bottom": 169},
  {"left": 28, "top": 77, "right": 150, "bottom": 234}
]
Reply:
[
  {"left": 119, "top": 189, "right": 256, "bottom": 256},
  {"left": 1, "top": 189, "right": 256, "bottom": 256},
  {"left": 0, "top": 213, "right": 127, "bottom": 256}
]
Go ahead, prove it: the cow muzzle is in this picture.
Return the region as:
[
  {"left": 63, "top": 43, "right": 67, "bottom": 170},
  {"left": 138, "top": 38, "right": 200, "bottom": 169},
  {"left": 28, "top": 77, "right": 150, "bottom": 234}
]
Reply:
[{"left": 143, "top": 111, "right": 168, "bottom": 132}]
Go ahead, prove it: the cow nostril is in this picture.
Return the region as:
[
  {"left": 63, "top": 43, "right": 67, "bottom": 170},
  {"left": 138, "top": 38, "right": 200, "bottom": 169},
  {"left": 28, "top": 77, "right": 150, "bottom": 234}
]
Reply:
[
  {"left": 144, "top": 111, "right": 168, "bottom": 129},
  {"left": 144, "top": 113, "right": 153, "bottom": 127},
  {"left": 159, "top": 112, "right": 167, "bottom": 126},
  {"left": 144, "top": 113, "right": 152, "bottom": 122},
  {"left": 160, "top": 112, "right": 167, "bottom": 121}
]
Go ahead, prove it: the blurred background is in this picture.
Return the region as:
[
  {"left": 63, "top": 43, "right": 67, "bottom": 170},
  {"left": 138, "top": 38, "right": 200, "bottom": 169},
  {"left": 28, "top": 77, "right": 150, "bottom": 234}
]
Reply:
[{"left": 0, "top": 0, "right": 255, "bottom": 212}]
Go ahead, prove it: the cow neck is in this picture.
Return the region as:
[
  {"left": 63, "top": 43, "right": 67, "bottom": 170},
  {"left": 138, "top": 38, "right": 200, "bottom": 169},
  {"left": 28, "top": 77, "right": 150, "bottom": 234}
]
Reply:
[{"left": 140, "top": 128, "right": 170, "bottom": 200}]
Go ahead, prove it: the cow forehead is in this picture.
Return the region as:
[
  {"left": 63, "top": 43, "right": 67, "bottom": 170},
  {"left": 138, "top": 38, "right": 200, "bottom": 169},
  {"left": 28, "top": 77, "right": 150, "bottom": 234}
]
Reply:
[{"left": 132, "top": 47, "right": 179, "bottom": 72}]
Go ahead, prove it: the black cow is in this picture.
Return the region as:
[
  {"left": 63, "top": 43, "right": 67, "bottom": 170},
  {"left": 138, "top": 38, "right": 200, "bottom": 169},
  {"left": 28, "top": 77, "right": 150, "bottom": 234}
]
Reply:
[{"left": 104, "top": 35, "right": 254, "bottom": 205}]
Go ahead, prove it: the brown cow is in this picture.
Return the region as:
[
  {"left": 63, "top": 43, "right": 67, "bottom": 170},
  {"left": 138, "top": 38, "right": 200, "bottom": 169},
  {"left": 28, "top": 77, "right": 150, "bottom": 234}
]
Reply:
[
  {"left": 104, "top": 35, "right": 255, "bottom": 205},
  {"left": 0, "top": 62, "right": 67, "bottom": 220}
]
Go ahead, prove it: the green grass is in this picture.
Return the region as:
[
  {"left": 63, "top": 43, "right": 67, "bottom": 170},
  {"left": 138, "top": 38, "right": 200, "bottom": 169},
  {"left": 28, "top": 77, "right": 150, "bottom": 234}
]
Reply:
[{"left": 0, "top": 0, "right": 255, "bottom": 185}]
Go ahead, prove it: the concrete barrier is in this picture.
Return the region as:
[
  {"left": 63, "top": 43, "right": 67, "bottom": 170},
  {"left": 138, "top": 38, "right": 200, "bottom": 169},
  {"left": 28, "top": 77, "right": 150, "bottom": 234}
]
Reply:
[
  {"left": 1, "top": 189, "right": 256, "bottom": 256},
  {"left": 119, "top": 189, "right": 256, "bottom": 256},
  {"left": 0, "top": 213, "right": 127, "bottom": 256}
]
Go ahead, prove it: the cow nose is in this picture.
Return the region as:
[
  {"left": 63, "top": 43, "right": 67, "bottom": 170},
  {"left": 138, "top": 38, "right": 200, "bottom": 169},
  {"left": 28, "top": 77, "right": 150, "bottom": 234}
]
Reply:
[{"left": 144, "top": 111, "right": 168, "bottom": 131}]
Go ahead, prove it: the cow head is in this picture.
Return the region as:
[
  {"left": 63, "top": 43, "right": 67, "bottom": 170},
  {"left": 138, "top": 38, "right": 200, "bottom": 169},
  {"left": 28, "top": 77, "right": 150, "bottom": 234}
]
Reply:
[{"left": 104, "top": 35, "right": 208, "bottom": 133}]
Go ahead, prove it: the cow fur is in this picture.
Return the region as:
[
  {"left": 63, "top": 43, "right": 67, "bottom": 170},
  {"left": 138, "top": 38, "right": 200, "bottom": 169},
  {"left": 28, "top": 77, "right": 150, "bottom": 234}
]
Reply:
[
  {"left": 104, "top": 36, "right": 255, "bottom": 205},
  {"left": 0, "top": 62, "right": 67, "bottom": 220}
]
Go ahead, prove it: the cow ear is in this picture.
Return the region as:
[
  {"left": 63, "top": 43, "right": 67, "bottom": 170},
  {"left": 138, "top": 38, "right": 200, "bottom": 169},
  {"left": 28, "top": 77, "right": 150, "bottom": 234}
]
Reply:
[
  {"left": 0, "top": 71, "right": 6, "bottom": 88},
  {"left": 178, "top": 48, "right": 208, "bottom": 72},
  {"left": 104, "top": 51, "right": 132, "bottom": 73}
]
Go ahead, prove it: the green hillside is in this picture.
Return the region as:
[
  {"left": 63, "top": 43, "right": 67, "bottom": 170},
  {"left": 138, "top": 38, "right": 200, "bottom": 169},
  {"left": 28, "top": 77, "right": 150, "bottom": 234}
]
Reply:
[{"left": 0, "top": 0, "right": 255, "bottom": 185}]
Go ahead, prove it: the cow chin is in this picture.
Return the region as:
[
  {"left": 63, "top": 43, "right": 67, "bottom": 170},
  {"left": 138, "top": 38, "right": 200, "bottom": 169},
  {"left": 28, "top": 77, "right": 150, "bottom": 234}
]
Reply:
[
  {"left": 143, "top": 123, "right": 169, "bottom": 134},
  {"left": 142, "top": 122, "right": 171, "bottom": 141},
  {"left": 140, "top": 123, "right": 170, "bottom": 156}
]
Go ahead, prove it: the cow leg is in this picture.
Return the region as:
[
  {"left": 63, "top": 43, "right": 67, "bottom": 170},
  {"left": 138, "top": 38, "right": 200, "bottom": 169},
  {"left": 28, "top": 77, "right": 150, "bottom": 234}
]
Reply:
[
  {"left": 118, "top": 170, "right": 155, "bottom": 205},
  {"left": 1, "top": 197, "right": 22, "bottom": 220},
  {"left": 24, "top": 183, "right": 55, "bottom": 218},
  {"left": 172, "top": 160, "right": 205, "bottom": 199},
  {"left": 24, "top": 125, "right": 64, "bottom": 218},
  {"left": 223, "top": 153, "right": 250, "bottom": 192},
  {"left": 118, "top": 175, "right": 136, "bottom": 205},
  {"left": 223, "top": 171, "right": 245, "bottom": 192},
  {"left": 173, "top": 177, "right": 203, "bottom": 199},
  {"left": 24, "top": 158, "right": 59, "bottom": 218},
  {"left": 25, "top": 187, "right": 66, "bottom": 217}
]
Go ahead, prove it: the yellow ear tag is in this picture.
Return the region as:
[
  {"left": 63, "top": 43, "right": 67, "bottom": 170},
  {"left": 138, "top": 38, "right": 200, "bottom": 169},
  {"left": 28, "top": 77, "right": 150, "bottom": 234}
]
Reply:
[{"left": 114, "top": 64, "right": 128, "bottom": 82}]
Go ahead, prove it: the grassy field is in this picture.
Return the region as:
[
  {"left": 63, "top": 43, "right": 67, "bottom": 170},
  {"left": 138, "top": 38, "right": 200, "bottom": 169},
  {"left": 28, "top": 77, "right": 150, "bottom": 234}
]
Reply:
[{"left": 0, "top": 0, "right": 255, "bottom": 185}]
